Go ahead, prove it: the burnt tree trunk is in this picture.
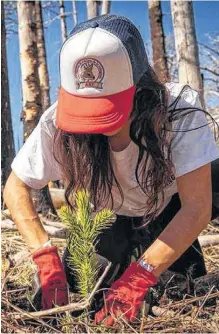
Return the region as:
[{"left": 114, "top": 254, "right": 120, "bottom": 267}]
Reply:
[
  {"left": 101, "top": 0, "right": 111, "bottom": 15},
  {"left": 17, "top": 0, "right": 56, "bottom": 216},
  {"left": 86, "top": 0, "right": 98, "bottom": 19},
  {"left": 35, "top": 1, "right": 59, "bottom": 190},
  {"left": 59, "top": 0, "right": 67, "bottom": 42},
  {"left": 1, "top": 2, "right": 15, "bottom": 191},
  {"left": 35, "top": 1, "right": 50, "bottom": 112},
  {"left": 170, "top": 0, "right": 204, "bottom": 107},
  {"left": 148, "top": 0, "right": 169, "bottom": 83}
]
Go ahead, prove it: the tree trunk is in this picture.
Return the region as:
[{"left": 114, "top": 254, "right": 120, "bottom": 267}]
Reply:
[
  {"left": 86, "top": 0, "right": 98, "bottom": 19},
  {"left": 17, "top": 0, "right": 42, "bottom": 141},
  {"left": 101, "top": 0, "right": 111, "bottom": 15},
  {"left": 72, "top": 0, "right": 77, "bottom": 25},
  {"left": 1, "top": 2, "right": 15, "bottom": 189},
  {"left": 170, "top": 0, "right": 204, "bottom": 107},
  {"left": 17, "top": 0, "right": 56, "bottom": 216},
  {"left": 35, "top": 1, "right": 58, "bottom": 190},
  {"left": 148, "top": 0, "right": 169, "bottom": 83},
  {"left": 35, "top": 1, "right": 50, "bottom": 112},
  {"left": 59, "top": 0, "right": 67, "bottom": 42}
]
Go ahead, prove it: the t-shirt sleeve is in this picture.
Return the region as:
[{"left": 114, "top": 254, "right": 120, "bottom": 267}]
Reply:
[
  {"left": 11, "top": 119, "right": 64, "bottom": 189},
  {"left": 170, "top": 88, "right": 219, "bottom": 177}
]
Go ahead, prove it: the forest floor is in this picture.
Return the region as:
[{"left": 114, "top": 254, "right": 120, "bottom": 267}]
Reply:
[{"left": 1, "top": 217, "right": 219, "bottom": 333}]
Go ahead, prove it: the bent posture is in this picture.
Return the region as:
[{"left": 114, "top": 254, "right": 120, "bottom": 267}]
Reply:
[{"left": 4, "top": 14, "right": 219, "bottom": 325}]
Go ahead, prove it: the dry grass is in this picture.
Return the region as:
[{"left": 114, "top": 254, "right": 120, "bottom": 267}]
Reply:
[{"left": 1, "top": 221, "right": 219, "bottom": 333}]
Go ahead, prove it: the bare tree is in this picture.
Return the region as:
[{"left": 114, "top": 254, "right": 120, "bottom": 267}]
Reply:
[
  {"left": 59, "top": 0, "right": 67, "bottom": 42},
  {"left": 35, "top": 1, "right": 51, "bottom": 112},
  {"left": 1, "top": 2, "right": 15, "bottom": 190},
  {"left": 101, "top": 0, "right": 111, "bottom": 15},
  {"left": 148, "top": 0, "right": 169, "bottom": 83},
  {"left": 3, "top": 1, "right": 18, "bottom": 35},
  {"left": 86, "top": 0, "right": 99, "bottom": 19},
  {"left": 199, "top": 35, "right": 219, "bottom": 102},
  {"left": 17, "top": 0, "right": 56, "bottom": 216},
  {"left": 17, "top": 0, "right": 41, "bottom": 141},
  {"left": 72, "top": 0, "right": 77, "bottom": 25},
  {"left": 170, "top": 0, "right": 204, "bottom": 106}
]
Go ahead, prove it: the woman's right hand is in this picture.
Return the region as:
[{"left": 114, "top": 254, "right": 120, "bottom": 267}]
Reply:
[{"left": 32, "top": 246, "right": 69, "bottom": 310}]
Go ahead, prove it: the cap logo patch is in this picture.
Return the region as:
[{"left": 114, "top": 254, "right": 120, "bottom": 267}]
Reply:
[{"left": 75, "top": 58, "right": 104, "bottom": 90}]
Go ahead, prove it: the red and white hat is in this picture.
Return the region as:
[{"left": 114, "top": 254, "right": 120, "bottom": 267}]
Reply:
[{"left": 56, "top": 14, "right": 149, "bottom": 134}]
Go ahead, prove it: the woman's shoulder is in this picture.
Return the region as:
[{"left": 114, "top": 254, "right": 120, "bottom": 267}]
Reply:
[
  {"left": 165, "top": 82, "right": 200, "bottom": 109},
  {"left": 39, "top": 101, "right": 58, "bottom": 136}
]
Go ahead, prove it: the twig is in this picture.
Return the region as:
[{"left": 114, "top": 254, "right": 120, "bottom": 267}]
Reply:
[
  {"left": 192, "top": 285, "right": 216, "bottom": 320},
  {"left": 170, "top": 291, "right": 219, "bottom": 309},
  {"left": 1, "top": 297, "right": 62, "bottom": 333},
  {"left": 88, "top": 262, "right": 112, "bottom": 302},
  {"left": 10, "top": 262, "right": 112, "bottom": 320},
  {"left": 140, "top": 301, "right": 146, "bottom": 333},
  {"left": 1, "top": 318, "right": 28, "bottom": 333}
]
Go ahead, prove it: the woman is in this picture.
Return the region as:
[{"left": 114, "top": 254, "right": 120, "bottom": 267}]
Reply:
[{"left": 4, "top": 14, "right": 219, "bottom": 325}]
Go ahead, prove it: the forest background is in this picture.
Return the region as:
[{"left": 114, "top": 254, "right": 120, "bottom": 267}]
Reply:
[{"left": 4, "top": 0, "right": 219, "bottom": 153}]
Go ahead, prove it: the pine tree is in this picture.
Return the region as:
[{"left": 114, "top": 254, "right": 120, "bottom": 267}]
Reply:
[{"left": 59, "top": 190, "right": 115, "bottom": 297}]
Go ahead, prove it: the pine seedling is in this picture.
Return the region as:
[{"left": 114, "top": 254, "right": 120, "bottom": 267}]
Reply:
[{"left": 59, "top": 190, "right": 115, "bottom": 298}]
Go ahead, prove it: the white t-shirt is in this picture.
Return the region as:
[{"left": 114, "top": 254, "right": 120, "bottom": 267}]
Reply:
[{"left": 11, "top": 83, "right": 219, "bottom": 217}]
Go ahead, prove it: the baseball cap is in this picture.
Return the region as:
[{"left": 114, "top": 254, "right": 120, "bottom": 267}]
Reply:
[{"left": 56, "top": 14, "right": 149, "bottom": 134}]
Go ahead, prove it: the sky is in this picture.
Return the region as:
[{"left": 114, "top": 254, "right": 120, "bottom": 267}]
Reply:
[{"left": 5, "top": 0, "right": 219, "bottom": 152}]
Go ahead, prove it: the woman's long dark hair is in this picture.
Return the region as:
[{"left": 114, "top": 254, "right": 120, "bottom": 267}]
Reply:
[{"left": 53, "top": 66, "right": 218, "bottom": 226}]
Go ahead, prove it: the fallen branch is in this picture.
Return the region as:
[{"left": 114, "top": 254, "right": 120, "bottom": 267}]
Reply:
[
  {"left": 2, "top": 219, "right": 219, "bottom": 246},
  {"left": 150, "top": 290, "right": 219, "bottom": 318},
  {"left": 49, "top": 188, "right": 65, "bottom": 209},
  {"left": 198, "top": 234, "right": 219, "bottom": 246},
  {"left": 7, "top": 261, "right": 112, "bottom": 320},
  {"left": 1, "top": 219, "right": 68, "bottom": 239},
  {"left": 169, "top": 291, "right": 219, "bottom": 309}
]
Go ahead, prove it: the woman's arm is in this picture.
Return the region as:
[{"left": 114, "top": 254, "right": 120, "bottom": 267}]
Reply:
[
  {"left": 141, "top": 163, "right": 212, "bottom": 277},
  {"left": 3, "top": 171, "right": 49, "bottom": 252}
]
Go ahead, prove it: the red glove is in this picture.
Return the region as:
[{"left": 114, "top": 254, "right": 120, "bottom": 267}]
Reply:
[
  {"left": 95, "top": 262, "right": 158, "bottom": 326},
  {"left": 32, "top": 246, "right": 68, "bottom": 310}
]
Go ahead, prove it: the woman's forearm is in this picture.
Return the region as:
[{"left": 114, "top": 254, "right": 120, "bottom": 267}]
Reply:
[
  {"left": 3, "top": 171, "right": 49, "bottom": 253},
  {"left": 141, "top": 204, "right": 211, "bottom": 277}
]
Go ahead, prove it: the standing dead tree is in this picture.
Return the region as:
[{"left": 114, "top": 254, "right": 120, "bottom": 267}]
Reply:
[
  {"left": 1, "top": 2, "right": 15, "bottom": 190},
  {"left": 170, "top": 0, "right": 204, "bottom": 107},
  {"left": 101, "top": 0, "right": 111, "bottom": 15},
  {"left": 35, "top": 1, "right": 51, "bottom": 112},
  {"left": 86, "top": 0, "right": 99, "bottom": 19},
  {"left": 72, "top": 0, "right": 77, "bottom": 25},
  {"left": 59, "top": 0, "right": 67, "bottom": 42},
  {"left": 17, "top": 0, "right": 56, "bottom": 216},
  {"left": 35, "top": 1, "right": 58, "bottom": 189},
  {"left": 148, "top": 0, "right": 169, "bottom": 83},
  {"left": 17, "top": 0, "right": 42, "bottom": 141},
  {"left": 199, "top": 36, "right": 219, "bottom": 102}
]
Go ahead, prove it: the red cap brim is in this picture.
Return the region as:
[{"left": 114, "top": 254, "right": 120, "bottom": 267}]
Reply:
[{"left": 56, "top": 86, "right": 136, "bottom": 134}]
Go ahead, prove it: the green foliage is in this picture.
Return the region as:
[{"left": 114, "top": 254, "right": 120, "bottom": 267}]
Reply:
[{"left": 59, "top": 190, "right": 115, "bottom": 298}]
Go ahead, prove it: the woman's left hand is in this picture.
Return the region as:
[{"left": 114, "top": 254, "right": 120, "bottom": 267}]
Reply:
[{"left": 95, "top": 262, "right": 157, "bottom": 326}]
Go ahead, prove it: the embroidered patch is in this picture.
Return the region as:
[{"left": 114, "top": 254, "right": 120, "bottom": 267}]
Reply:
[{"left": 75, "top": 58, "right": 105, "bottom": 90}]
